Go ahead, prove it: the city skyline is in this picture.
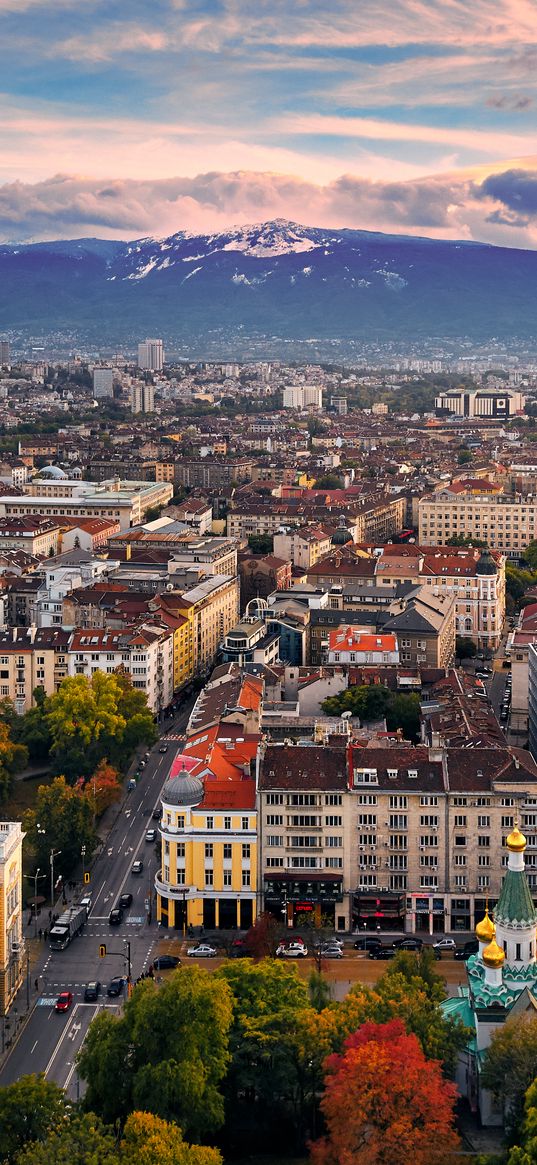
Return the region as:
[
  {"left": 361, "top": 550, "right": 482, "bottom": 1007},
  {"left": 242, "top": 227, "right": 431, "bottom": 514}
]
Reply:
[{"left": 2, "top": 0, "right": 537, "bottom": 247}]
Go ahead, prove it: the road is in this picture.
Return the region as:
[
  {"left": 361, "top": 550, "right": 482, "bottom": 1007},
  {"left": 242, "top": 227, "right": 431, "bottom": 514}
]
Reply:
[{"left": 0, "top": 701, "right": 195, "bottom": 1097}]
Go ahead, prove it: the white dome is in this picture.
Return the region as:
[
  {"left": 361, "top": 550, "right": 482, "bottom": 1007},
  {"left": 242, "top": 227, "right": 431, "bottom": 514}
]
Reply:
[{"left": 36, "top": 465, "right": 68, "bottom": 480}]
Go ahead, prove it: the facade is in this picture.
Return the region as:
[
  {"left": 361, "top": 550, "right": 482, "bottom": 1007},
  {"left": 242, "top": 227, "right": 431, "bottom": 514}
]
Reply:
[
  {"left": 273, "top": 526, "right": 332, "bottom": 571},
  {"left": 137, "top": 338, "right": 163, "bottom": 372},
  {"left": 326, "top": 629, "right": 399, "bottom": 666},
  {"left": 0, "top": 479, "right": 173, "bottom": 531},
  {"left": 130, "top": 381, "right": 155, "bottom": 414},
  {"left": 382, "top": 586, "right": 455, "bottom": 669},
  {"left": 156, "top": 730, "right": 258, "bottom": 931},
  {"left": 0, "top": 822, "right": 25, "bottom": 1016},
  {"left": 221, "top": 618, "right": 280, "bottom": 666},
  {"left": 435, "top": 387, "right": 525, "bottom": 418},
  {"left": 419, "top": 488, "right": 537, "bottom": 559},
  {"left": 68, "top": 624, "right": 174, "bottom": 713},
  {"left": 92, "top": 367, "right": 114, "bottom": 398},
  {"left": 173, "top": 575, "right": 240, "bottom": 675},
  {"left": 0, "top": 518, "right": 61, "bottom": 558}
]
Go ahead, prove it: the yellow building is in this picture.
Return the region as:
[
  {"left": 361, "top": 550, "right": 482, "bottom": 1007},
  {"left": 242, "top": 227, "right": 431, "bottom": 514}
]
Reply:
[
  {"left": 0, "top": 822, "right": 25, "bottom": 1015},
  {"left": 155, "top": 731, "right": 258, "bottom": 932},
  {"left": 174, "top": 575, "right": 240, "bottom": 675}
]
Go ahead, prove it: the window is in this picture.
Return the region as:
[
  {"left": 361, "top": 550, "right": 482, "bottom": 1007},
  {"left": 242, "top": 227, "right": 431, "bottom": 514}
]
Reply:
[
  {"left": 266, "top": 857, "right": 284, "bottom": 868},
  {"left": 389, "top": 795, "right": 408, "bottom": 809},
  {"left": 454, "top": 875, "right": 467, "bottom": 888},
  {"left": 176, "top": 869, "right": 185, "bottom": 884},
  {"left": 326, "top": 835, "right": 342, "bottom": 848},
  {"left": 242, "top": 817, "right": 249, "bottom": 830},
  {"left": 325, "top": 815, "right": 342, "bottom": 826},
  {"left": 206, "top": 817, "right": 214, "bottom": 830},
  {"left": 223, "top": 870, "right": 232, "bottom": 887},
  {"left": 267, "top": 835, "right": 283, "bottom": 847},
  {"left": 326, "top": 856, "right": 343, "bottom": 868},
  {"left": 353, "top": 769, "right": 378, "bottom": 786},
  {"left": 223, "top": 844, "right": 232, "bottom": 860},
  {"left": 326, "top": 794, "right": 342, "bottom": 805},
  {"left": 176, "top": 843, "right": 185, "bottom": 857},
  {"left": 224, "top": 816, "right": 232, "bottom": 830},
  {"left": 205, "top": 844, "right": 213, "bottom": 859},
  {"left": 478, "top": 815, "right": 491, "bottom": 828},
  {"left": 478, "top": 875, "right": 490, "bottom": 890},
  {"left": 267, "top": 793, "right": 284, "bottom": 805},
  {"left": 390, "top": 815, "right": 407, "bottom": 830},
  {"left": 420, "top": 815, "right": 439, "bottom": 828},
  {"left": 478, "top": 854, "right": 490, "bottom": 867},
  {"left": 242, "top": 870, "right": 250, "bottom": 887},
  {"left": 502, "top": 815, "right": 514, "bottom": 829},
  {"left": 420, "top": 796, "right": 438, "bottom": 807},
  {"left": 356, "top": 794, "right": 378, "bottom": 805},
  {"left": 454, "top": 815, "right": 467, "bottom": 827},
  {"left": 478, "top": 835, "right": 490, "bottom": 848},
  {"left": 454, "top": 854, "right": 466, "bottom": 866},
  {"left": 454, "top": 835, "right": 466, "bottom": 847},
  {"left": 205, "top": 870, "right": 213, "bottom": 887},
  {"left": 177, "top": 816, "right": 185, "bottom": 830},
  {"left": 453, "top": 797, "right": 467, "bottom": 806},
  {"left": 289, "top": 794, "right": 318, "bottom": 806},
  {"left": 242, "top": 844, "right": 250, "bottom": 860},
  {"left": 267, "top": 814, "right": 283, "bottom": 825}
]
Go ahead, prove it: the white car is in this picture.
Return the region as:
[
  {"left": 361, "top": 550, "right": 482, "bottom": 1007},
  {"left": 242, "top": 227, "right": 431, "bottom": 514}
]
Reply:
[
  {"left": 187, "top": 943, "right": 217, "bottom": 958},
  {"left": 433, "top": 938, "right": 456, "bottom": 951},
  {"left": 277, "top": 942, "right": 308, "bottom": 958}
]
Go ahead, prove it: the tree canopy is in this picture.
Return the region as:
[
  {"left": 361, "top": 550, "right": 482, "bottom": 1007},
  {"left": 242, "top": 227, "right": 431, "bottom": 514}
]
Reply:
[
  {"left": 0, "top": 1073, "right": 67, "bottom": 1163},
  {"left": 482, "top": 1016, "right": 537, "bottom": 1138},
  {"left": 321, "top": 684, "right": 420, "bottom": 742},
  {"left": 45, "top": 672, "right": 157, "bottom": 781},
  {"left": 23, "top": 776, "right": 96, "bottom": 881}
]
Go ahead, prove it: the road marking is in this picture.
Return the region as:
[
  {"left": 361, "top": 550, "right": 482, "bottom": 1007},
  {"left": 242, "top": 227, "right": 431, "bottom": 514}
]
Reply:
[
  {"left": 31, "top": 1041, "right": 38, "bottom": 1052},
  {"left": 37, "top": 998, "right": 57, "bottom": 1006},
  {"left": 127, "top": 916, "right": 145, "bottom": 924},
  {"left": 44, "top": 1005, "right": 88, "bottom": 1075}
]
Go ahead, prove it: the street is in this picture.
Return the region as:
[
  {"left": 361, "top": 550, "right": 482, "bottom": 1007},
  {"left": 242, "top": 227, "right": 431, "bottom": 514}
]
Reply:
[{"left": 0, "top": 701, "right": 194, "bottom": 1097}]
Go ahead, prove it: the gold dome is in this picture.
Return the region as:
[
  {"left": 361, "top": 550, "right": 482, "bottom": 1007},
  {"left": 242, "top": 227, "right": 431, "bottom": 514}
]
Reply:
[
  {"left": 483, "top": 928, "right": 506, "bottom": 969},
  {"left": 507, "top": 824, "right": 527, "bottom": 852},
  {"left": 476, "top": 908, "right": 495, "bottom": 943}
]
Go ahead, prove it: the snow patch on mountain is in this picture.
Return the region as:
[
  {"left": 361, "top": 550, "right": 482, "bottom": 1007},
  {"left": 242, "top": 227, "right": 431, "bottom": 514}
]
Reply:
[{"left": 182, "top": 266, "right": 202, "bottom": 282}]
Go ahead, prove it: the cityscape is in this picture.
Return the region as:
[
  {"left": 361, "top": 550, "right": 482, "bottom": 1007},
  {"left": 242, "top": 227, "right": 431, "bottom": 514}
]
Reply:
[{"left": 3, "top": 0, "right": 537, "bottom": 1163}]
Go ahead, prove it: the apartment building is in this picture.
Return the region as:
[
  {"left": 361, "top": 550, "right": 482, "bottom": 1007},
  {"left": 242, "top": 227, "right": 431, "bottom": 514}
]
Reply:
[
  {"left": 0, "top": 627, "right": 70, "bottom": 711},
  {"left": 68, "top": 625, "right": 174, "bottom": 713},
  {"left": 258, "top": 743, "right": 352, "bottom": 931},
  {"left": 326, "top": 630, "right": 400, "bottom": 666},
  {"left": 0, "top": 518, "right": 62, "bottom": 558},
  {"left": 435, "top": 387, "right": 525, "bottom": 418},
  {"left": 173, "top": 575, "right": 240, "bottom": 675},
  {"left": 156, "top": 726, "right": 259, "bottom": 931},
  {"left": 0, "top": 479, "right": 173, "bottom": 532},
  {"left": 273, "top": 525, "right": 332, "bottom": 570},
  {"left": 174, "top": 459, "right": 253, "bottom": 489},
  {"left": 0, "top": 822, "right": 25, "bottom": 1015},
  {"left": 419, "top": 487, "right": 536, "bottom": 559},
  {"left": 382, "top": 586, "right": 455, "bottom": 669},
  {"left": 228, "top": 495, "right": 405, "bottom": 543}
]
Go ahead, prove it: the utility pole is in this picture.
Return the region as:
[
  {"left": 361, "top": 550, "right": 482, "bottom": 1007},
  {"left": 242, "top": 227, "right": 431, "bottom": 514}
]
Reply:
[
  {"left": 123, "top": 939, "right": 131, "bottom": 983},
  {"left": 50, "top": 849, "right": 61, "bottom": 910},
  {"left": 81, "top": 844, "right": 86, "bottom": 884},
  {"left": 26, "top": 949, "right": 30, "bottom": 1010}
]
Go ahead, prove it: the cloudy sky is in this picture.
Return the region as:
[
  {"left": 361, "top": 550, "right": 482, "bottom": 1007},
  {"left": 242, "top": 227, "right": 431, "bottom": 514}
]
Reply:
[{"left": 3, "top": 0, "right": 537, "bottom": 245}]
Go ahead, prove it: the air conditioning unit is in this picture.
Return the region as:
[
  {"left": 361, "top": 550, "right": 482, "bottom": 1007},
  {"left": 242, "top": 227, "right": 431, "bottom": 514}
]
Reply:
[
  {"left": 359, "top": 845, "right": 365, "bottom": 851},
  {"left": 10, "top": 942, "right": 20, "bottom": 953},
  {"left": 419, "top": 846, "right": 425, "bottom": 851}
]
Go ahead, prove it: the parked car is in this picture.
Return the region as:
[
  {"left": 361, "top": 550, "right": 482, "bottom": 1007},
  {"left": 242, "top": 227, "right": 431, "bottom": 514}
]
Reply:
[
  {"left": 152, "top": 807, "right": 162, "bottom": 821},
  {"left": 454, "top": 939, "right": 479, "bottom": 961},
  {"left": 107, "top": 976, "right": 125, "bottom": 996},
  {"left": 145, "top": 829, "right": 157, "bottom": 843},
  {"left": 354, "top": 937, "right": 383, "bottom": 951},
  {"left": 84, "top": 981, "right": 101, "bottom": 1002},
  {"left": 392, "top": 937, "right": 423, "bottom": 951},
  {"left": 276, "top": 942, "right": 308, "bottom": 958},
  {"left": 320, "top": 945, "right": 343, "bottom": 959},
  {"left": 369, "top": 947, "right": 395, "bottom": 959},
  {"left": 187, "top": 944, "right": 218, "bottom": 958},
  {"left": 109, "top": 906, "right": 123, "bottom": 925},
  {"left": 432, "top": 938, "right": 457, "bottom": 951},
  {"left": 131, "top": 860, "right": 144, "bottom": 875},
  {"left": 153, "top": 954, "right": 181, "bottom": 970},
  {"left": 119, "top": 892, "right": 133, "bottom": 909},
  {"left": 55, "top": 991, "right": 73, "bottom": 1012}
]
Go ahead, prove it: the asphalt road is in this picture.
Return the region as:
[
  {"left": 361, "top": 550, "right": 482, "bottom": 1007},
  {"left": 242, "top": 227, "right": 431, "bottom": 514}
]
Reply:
[{"left": 0, "top": 701, "right": 195, "bottom": 1097}]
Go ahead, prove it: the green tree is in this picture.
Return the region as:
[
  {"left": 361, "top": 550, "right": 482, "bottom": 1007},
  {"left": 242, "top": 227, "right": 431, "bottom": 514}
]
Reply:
[
  {"left": 46, "top": 672, "right": 156, "bottom": 780},
  {"left": 0, "top": 1073, "right": 67, "bottom": 1162},
  {"left": 23, "top": 776, "right": 96, "bottom": 882},
  {"left": 78, "top": 968, "right": 233, "bottom": 1138},
  {"left": 446, "top": 533, "right": 488, "bottom": 548},
  {"left": 314, "top": 474, "right": 344, "bottom": 489},
  {"left": 508, "top": 1078, "right": 537, "bottom": 1165},
  {"left": 15, "top": 1112, "right": 118, "bottom": 1165},
  {"left": 386, "top": 693, "right": 421, "bottom": 742},
  {"left": 247, "top": 534, "right": 274, "bottom": 555},
  {"left": 14, "top": 692, "right": 52, "bottom": 764},
  {"left": 455, "top": 636, "right": 477, "bottom": 660},
  {"left": 0, "top": 720, "right": 28, "bottom": 804},
  {"left": 482, "top": 1016, "right": 537, "bottom": 1138},
  {"left": 457, "top": 449, "right": 473, "bottom": 465}
]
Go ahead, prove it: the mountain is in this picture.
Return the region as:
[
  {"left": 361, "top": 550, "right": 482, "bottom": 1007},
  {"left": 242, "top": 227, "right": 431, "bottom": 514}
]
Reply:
[{"left": 1, "top": 218, "right": 537, "bottom": 353}]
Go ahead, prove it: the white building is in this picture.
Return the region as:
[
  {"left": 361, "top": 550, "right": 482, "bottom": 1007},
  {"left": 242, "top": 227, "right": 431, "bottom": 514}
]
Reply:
[
  {"left": 68, "top": 624, "right": 174, "bottom": 713},
  {"left": 282, "top": 385, "right": 323, "bottom": 409},
  {"left": 137, "top": 339, "right": 163, "bottom": 372},
  {"left": 93, "top": 367, "right": 114, "bottom": 398},
  {"left": 130, "top": 381, "right": 155, "bottom": 414}
]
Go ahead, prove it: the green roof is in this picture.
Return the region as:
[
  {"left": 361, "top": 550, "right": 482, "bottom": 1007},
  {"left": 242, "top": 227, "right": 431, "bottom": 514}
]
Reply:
[{"left": 495, "top": 868, "right": 537, "bottom": 928}]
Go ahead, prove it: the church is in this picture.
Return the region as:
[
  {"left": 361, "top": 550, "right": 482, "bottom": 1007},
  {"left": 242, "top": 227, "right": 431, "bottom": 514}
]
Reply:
[{"left": 444, "top": 824, "right": 537, "bottom": 1125}]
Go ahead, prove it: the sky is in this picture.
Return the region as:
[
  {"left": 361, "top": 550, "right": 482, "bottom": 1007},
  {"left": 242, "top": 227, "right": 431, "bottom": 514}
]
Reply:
[{"left": 3, "top": 0, "right": 537, "bottom": 246}]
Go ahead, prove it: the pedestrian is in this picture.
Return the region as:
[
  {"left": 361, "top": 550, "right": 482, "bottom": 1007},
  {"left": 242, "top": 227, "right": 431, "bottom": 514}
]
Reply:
[
  {"left": 48, "top": 909, "right": 52, "bottom": 921},
  {"left": 27, "top": 913, "right": 32, "bottom": 927},
  {"left": 34, "top": 978, "right": 39, "bottom": 992}
]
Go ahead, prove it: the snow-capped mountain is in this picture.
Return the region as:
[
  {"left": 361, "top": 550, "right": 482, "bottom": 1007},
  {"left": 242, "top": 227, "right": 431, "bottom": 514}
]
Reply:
[{"left": 1, "top": 218, "right": 537, "bottom": 350}]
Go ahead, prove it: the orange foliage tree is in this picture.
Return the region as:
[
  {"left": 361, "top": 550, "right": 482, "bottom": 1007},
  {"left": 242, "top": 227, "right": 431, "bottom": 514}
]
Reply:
[
  {"left": 83, "top": 760, "right": 122, "bottom": 817},
  {"left": 310, "top": 1019, "right": 459, "bottom": 1165}
]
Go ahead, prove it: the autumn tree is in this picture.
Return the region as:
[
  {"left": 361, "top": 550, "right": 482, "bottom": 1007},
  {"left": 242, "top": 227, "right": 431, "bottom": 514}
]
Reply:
[
  {"left": 311, "top": 1019, "right": 459, "bottom": 1165},
  {"left": 482, "top": 1016, "right": 537, "bottom": 1138},
  {"left": 508, "top": 1078, "right": 537, "bottom": 1164},
  {"left": 119, "top": 1111, "right": 222, "bottom": 1165},
  {"left": 243, "top": 910, "right": 284, "bottom": 959},
  {"left": 24, "top": 776, "right": 96, "bottom": 881},
  {"left": 77, "top": 967, "right": 233, "bottom": 1138},
  {"left": 82, "top": 760, "right": 122, "bottom": 817},
  {"left": 14, "top": 1112, "right": 118, "bottom": 1165},
  {"left": 46, "top": 672, "right": 156, "bottom": 781},
  {"left": 0, "top": 719, "right": 28, "bottom": 804},
  {"left": 0, "top": 1073, "right": 67, "bottom": 1162}
]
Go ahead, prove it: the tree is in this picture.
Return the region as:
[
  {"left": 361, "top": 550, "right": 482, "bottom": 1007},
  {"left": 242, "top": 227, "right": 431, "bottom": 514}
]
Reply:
[
  {"left": 0, "top": 719, "right": 28, "bottom": 804},
  {"left": 311, "top": 1019, "right": 459, "bottom": 1165},
  {"left": 243, "top": 910, "right": 284, "bottom": 959},
  {"left": 0, "top": 1073, "right": 67, "bottom": 1161},
  {"left": 247, "top": 534, "right": 273, "bottom": 555},
  {"left": 385, "top": 693, "right": 421, "bottom": 742},
  {"left": 482, "top": 1016, "right": 537, "bottom": 1139},
  {"left": 446, "top": 533, "right": 488, "bottom": 548},
  {"left": 508, "top": 1078, "right": 537, "bottom": 1164},
  {"left": 46, "top": 672, "right": 156, "bottom": 781},
  {"left": 13, "top": 691, "right": 52, "bottom": 764},
  {"left": 15, "top": 1112, "right": 119, "bottom": 1165},
  {"left": 78, "top": 968, "right": 233, "bottom": 1138},
  {"left": 119, "top": 1112, "right": 221, "bottom": 1165},
  {"left": 23, "top": 776, "right": 96, "bottom": 882},
  {"left": 314, "top": 474, "right": 344, "bottom": 489},
  {"left": 455, "top": 636, "right": 477, "bottom": 660},
  {"left": 82, "top": 760, "right": 122, "bottom": 817},
  {"left": 457, "top": 449, "right": 473, "bottom": 465}
]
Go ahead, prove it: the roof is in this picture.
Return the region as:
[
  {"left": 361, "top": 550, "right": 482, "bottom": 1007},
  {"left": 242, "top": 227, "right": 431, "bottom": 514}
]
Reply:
[
  {"left": 329, "top": 629, "right": 398, "bottom": 653},
  {"left": 260, "top": 744, "right": 349, "bottom": 791}
]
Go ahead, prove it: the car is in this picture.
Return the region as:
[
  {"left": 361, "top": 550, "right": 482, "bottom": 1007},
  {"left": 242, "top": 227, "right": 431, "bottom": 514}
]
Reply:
[
  {"left": 433, "top": 938, "right": 457, "bottom": 951},
  {"left": 392, "top": 937, "right": 423, "bottom": 951},
  {"left": 228, "top": 940, "right": 251, "bottom": 958},
  {"left": 187, "top": 944, "right": 218, "bottom": 958},
  {"left": 354, "top": 937, "right": 383, "bottom": 951},
  {"left": 79, "top": 894, "right": 92, "bottom": 913},
  {"left": 153, "top": 954, "right": 181, "bottom": 970},
  {"left": 131, "top": 860, "right": 144, "bottom": 875},
  {"left": 277, "top": 942, "right": 308, "bottom": 958},
  {"left": 107, "top": 976, "right": 125, "bottom": 996},
  {"left": 139, "top": 759, "right": 146, "bottom": 768},
  {"left": 145, "top": 829, "right": 157, "bottom": 843},
  {"left": 369, "top": 947, "right": 395, "bottom": 959},
  {"left": 454, "top": 939, "right": 479, "bottom": 961},
  {"left": 159, "top": 744, "right": 168, "bottom": 753},
  {"left": 320, "top": 945, "right": 343, "bottom": 959},
  {"left": 109, "top": 906, "right": 123, "bottom": 925},
  {"left": 84, "top": 981, "right": 101, "bottom": 1002},
  {"left": 119, "top": 892, "right": 133, "bottom": 909},
  {"left": 152, "top": 807, "right": 162, "bottom": 821},
  {"left": 55, "top": 991, "right": 73, "bottom": 1012}
]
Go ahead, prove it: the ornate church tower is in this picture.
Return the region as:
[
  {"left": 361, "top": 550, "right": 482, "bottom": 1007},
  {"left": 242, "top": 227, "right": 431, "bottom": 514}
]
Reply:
[{"left": 494, "top": 825, "right": 537, "bottom": 969}]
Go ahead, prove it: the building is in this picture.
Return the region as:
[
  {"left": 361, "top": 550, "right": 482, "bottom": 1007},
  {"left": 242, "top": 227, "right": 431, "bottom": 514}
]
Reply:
[
  {"left": 221, "top": 617, "right": 280, "bottom": 667},
  {"left": 435, "top": 386, "right": 525, "bottom": 418},
  {"left": 419, "top": 486, "right": 537, "bottom": 559},
  {"left": 381, "top": 586, "right": 455, "bottom": 669},
  {"left": 258, "top": 742, "right": 351, "bottom": 931},
  {"left": 0, "top": 517, "right": 62, "bottom": 558},
  {"left": 130, "top": 381, "right": 155, "bottom": 414},
  {"left": 0, "top": 627, "right": 70, "bottom": 711},
  {"left": 173, "top": 575, "right": 240, "bottom": 676},
  {"left": 137, "top": 338, "right": 163, "bottom": 372},
  {"left": 68, "top": 624, "right": 174, "bottom": 714},
  {"left": 92, "top": 367, "right": 114, "bottom": 398},
  {"left": 273, "top": 526, "right": 332, "bottom": 571},
  {"left": 0, "top": 822, "right": 25, "bottom": 1016},
  {"left": 156, "top": 728, "right": 259, "bottom": 931},
  {"left": 446, "top": 826, "right": 537, "bottom": 1126},
  {"left": 175, "top": 458, "right": 253, "bottom": 490},
  {"left": 0, "top": 478, "right": 173, "bottom": 531},
  {"left": 0, "top": 341, "right": 10, "bottom": 366},
  {"left": 326, "top": 629, "right": 399, "bottom": 666},
  {"left": 239, "top": 554, "right": 291, "bottom": 608}
]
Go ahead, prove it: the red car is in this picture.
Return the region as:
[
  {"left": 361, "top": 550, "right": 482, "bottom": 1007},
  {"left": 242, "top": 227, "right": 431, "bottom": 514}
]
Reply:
[{"left": 55, "top": 991, "right": 73, "bottom": 1012}]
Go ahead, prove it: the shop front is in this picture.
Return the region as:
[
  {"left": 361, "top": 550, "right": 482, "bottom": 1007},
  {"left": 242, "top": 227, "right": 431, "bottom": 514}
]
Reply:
[
  {"left": 352, "top": 890, "right": 406, "bottom": 934},
  {"left": 263, "top": 873, "right": 345, "bottom": 929}
]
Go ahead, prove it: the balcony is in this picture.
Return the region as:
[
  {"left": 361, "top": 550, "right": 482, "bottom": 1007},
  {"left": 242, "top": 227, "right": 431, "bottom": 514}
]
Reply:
[{"left": 154, "top": 871, "right": 192, "bottom": 900}]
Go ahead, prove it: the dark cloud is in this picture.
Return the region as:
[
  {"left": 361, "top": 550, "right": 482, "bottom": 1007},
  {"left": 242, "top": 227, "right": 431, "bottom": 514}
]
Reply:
[
  {"left": 479, "top": 169, "right": 537, "bottom": 216},
  {"left": 486, "top": 94, "right": 533, "bottom": 110}
]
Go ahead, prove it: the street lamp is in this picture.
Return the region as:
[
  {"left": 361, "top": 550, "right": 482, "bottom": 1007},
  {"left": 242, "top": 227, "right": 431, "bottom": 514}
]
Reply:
[
  {"left": 24, "top": 870, "right": 46, "bottom": 938},
  {"left": 81, "top": 844, "right": 86, "bottom": 885},
  {"left": 50, "top": 849, "right": 61, "bottom": 910}
]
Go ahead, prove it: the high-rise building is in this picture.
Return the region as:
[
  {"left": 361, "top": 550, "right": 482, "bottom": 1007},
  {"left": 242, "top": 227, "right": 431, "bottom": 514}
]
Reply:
[
  {"left": 137, "top": 338, "right": 163, "bottom": 372},
  {"left": 0, "top": 341, "right": 10, "bottom": 365},
  {"left": 92, "top": 367, "right": 114, "bottom": 398},
  {"left": 130, "top": 381, "right": 155, "bottom": 413}
]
